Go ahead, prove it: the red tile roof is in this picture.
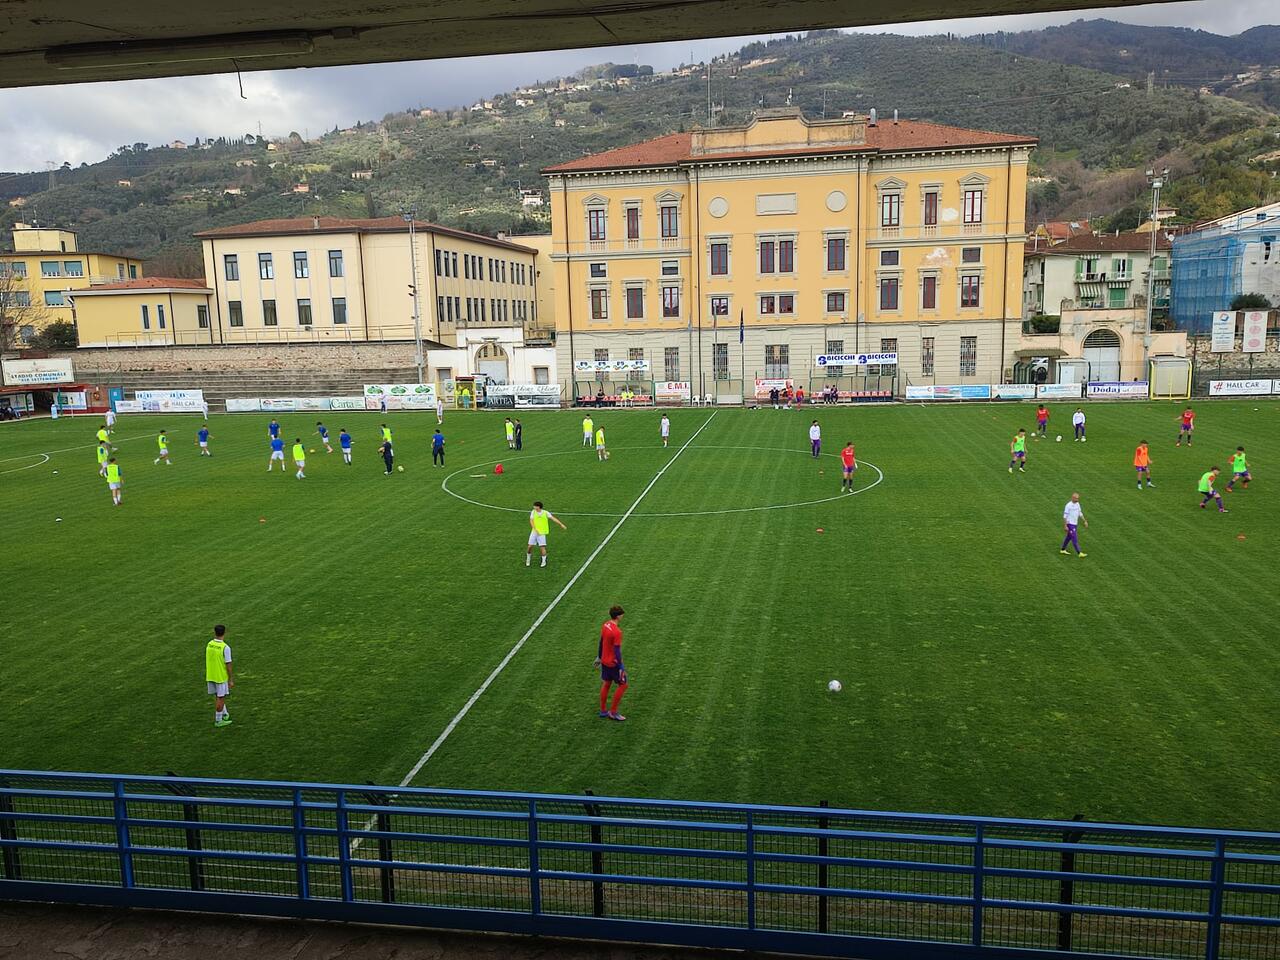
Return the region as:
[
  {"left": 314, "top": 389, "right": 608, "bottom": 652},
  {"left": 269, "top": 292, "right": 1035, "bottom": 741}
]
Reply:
[
  {"left": 193, "top": 216, "right": 537, "bottom": 253},
  {"left": 543, "top": 120, "right": 1035, "bottom": 174},
  {"left": 78, "top": 277, "right": 210, "bottom": 291},
  {"left": 1025, "top": 232, "right": 1172, "bottom": 255}
]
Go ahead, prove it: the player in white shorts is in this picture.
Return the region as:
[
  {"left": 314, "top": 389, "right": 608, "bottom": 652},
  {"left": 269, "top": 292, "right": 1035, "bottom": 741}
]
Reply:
[
  {"left": 526, "top": 500, "right": 567, "bottom": 568},
  {"left": 660, "top": 414, "right": 670, "bottom": 448},
  {"left": 104, "top": 408, "right": 116, "bottom": 431}
]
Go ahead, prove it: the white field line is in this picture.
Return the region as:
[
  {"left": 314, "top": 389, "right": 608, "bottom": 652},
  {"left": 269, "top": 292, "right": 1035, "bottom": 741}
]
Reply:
[
  {"left": 397, "top": 409, "right": 719, "bottom": 789},
  {"left": 0, "top": 433, "right": 152, "bottom": 466}
]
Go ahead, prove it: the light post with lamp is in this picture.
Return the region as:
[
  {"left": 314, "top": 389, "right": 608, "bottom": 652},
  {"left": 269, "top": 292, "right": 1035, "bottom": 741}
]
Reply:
[{"left": 1143, "top": 166, "right": 1168, "bottom": 374}]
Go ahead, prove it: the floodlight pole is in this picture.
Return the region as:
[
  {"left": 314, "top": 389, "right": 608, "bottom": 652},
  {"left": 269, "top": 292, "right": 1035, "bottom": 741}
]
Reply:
[
  {"left": 1142, "top": 167, "right": 1167, "bottom": 376},
  {"left": 404, "top": 208, "right": 424, "bottom": 384}
]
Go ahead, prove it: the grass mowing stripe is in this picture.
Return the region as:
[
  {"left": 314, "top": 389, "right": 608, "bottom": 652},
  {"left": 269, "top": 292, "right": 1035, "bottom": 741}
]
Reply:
[{"left": 398, "top": 410, "right": 720, "bottom": 788}]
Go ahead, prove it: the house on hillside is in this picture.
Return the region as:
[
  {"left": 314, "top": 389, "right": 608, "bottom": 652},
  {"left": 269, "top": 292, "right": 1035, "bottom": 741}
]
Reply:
[
  {"left": 234, "top": 159, "right": 256, "bottom": 168},
  {"left": 7, "top": 197, "right": 26, "bottom": 208},
  {"left": 480, "top": 159, "right": 499, "bottom": 168},
  {"left": 170, "top": 140, "right": 188, "bottom": 150},
  {"left": 520, "top": 189, "right": 544, "bottom": 208},
  {"left": 350, "top": 169, "right": 374, "bottom": 180},
  {"left": 116, "top": 179, "right": 132, "bottom": 187},
  {"left": 554, "top": 118, "right": 567, "bottom": 128},
  {"left": 292, "top": 183, "right": 311, "bottom": 194},
  {"left": 1029, "top": 220, "right": 1091, "bottom": 245},
  {"left": 223, "top": 187, "right": 243, "bottom": 196},
  {"left": 1022, "top": 231, "right": 1171, "bottom": 320},
  {"left": 419, "top": 108, "right": 436, "bottom": 117}
]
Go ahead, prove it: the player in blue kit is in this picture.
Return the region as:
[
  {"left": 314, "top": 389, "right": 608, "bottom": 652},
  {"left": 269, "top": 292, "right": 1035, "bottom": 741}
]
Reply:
[
  {"left": 339, "top": 429, "right": 353, "bottom": 465},
  {"left": 316, "top": 421, "right": 334, "bottom": 454},
  {"left": 268, "top": 419, "right": 281, "bottom": 440},
  {"left": 432, "top": 429, "right": 446, "bottom": 466},
  {"left": 267, "top": 435, "right": 286, "bottom": 472},
  {"left": 196, "top": 426, "right": 212, "bottom": 456}
]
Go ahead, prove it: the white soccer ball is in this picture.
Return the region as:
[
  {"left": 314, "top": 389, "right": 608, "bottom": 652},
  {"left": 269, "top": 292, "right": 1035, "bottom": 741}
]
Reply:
[
  {"left": 1081, "top": 436, "right": 1086, "bottom": 443},
  {"left": 827, "top": 679, "right": 842, "bottom": 693},
  {"left": 1055, "top": 435, "right": 1062, "bottom": 443}
]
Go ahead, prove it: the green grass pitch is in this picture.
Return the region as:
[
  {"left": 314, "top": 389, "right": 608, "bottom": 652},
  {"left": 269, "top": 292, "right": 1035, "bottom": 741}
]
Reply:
[{"left": 3, "top": 400, "right": 1278, "bottom": 829}]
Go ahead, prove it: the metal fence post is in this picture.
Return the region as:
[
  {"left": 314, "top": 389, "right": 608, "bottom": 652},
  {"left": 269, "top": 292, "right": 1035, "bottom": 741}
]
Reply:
[
  {"left": 817, "top": 800, "right": 829, "bottom": 935},
  {"left": 528, "top": 799, "right": 542, "bottom": 916},
  {"left": 336, "top": 790, "right": 354, "bottom": 903},
  {"left": 746, "top": 810, "right": 756, "bottom": 931},
  {"left": 1057, "top": 813, "right": 1085, "bottom": 951},
  {"left": 972, "top": 824, "right": 984, "bottom": 948},
  {"left": 0, "top": 776, "right": 21, "bottom": 881},
  {"left": 164, "top": 772, "right": 204, "bottom": 892},
  {"left": 1205, "top": 836, "right": 1227, "bottom": 960},
  {"left": 363, "top": 785, "right": 395, "bottom": 904},
  {"left": 584, "top": 789, "right": 605, "bottom": 918},
  {"left": 113, "top": 779, "right": 134, "bottom": 889},
  {"left": 292, "top": 788, "right": 310, "bottom": 899}
]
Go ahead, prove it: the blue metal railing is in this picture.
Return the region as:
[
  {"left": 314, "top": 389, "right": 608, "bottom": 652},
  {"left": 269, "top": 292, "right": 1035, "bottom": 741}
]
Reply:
[{"left": 1, "top": 770, "right": 1278, "bottom": 960}]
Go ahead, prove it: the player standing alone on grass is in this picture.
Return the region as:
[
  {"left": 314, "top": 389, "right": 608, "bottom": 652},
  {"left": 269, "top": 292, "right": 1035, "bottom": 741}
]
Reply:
[
  {"left": 1035, "top": 404, "right": 1049, "bottom": 439},
  {"left": 660, "top": 414, "right": 670, "bottom": 448},
  {"left": 1009, "top": 429, "right": 1028, "bottom": 473},
  {"left": 292, "top": 439, "right": 307, "bottom": 479},
  {"left": 268, "top": 436, "right": 285, "bottom": 472},
  {"left": 104, "top": 407, "right": 116, "bottom": 433},
  {"left": 526, "top": 501, "right": 566, "bottom": 567},
  {"left": 105, "top": 458, "right": 122, "bottom": 505},
  {"left": 596, "top": 606, "right": 628, "bottom": 721},
  {"left": 582, "top": 414, "right": 594, "bottom": 447},
  {"left": 197, "top": 426, "right": 212, "bottom": 456},
  {"left": 595, "top": 425, "right": 608, "bottom": 461},
  {"left": 514, "top": 419, "right": 523, "bottom": 451},
  {"left": 1060, "top": 492, "right": 1088, "bottom": 557},
  {"left": 436, "top": 397, "right": 445, "bottom": 425},
  {"left": 1226, "top": 447, "right": 1252, "bottom": 491},
  {"left": 1177, "top": 407, "right": 1195, "bottom": 446},
  {"left": 154, "top": 429, "right": 172, "bottom": 466},
  {"left": 268, "top": 419, "right": 280, "bottom": 441},
  {"left": 841, "top": 441, "right": 857, "bottom": 492},
  {"left": 206, "top": 624, "right": 234, "bottom": 728},
  {"left": 1133, "top": 441, "right": 1153, "bottom": 489},
  {"left": 316, "top": 422, "right": 333, "bottom": 454},
  {"left": 809, "top": 420, "right": 822, "bottom": 458},
  {"left": 432, "top": 429, "right": 446, "bottom": 466},
  {"left": 1072, "top": 408, "right": 1087, "bottom": 441},
  {"left": 505, "top": 417, "right": 516, "bottom": 449},
  {"left": 339, "top": 429, "right": 353, "bottom": 465}
]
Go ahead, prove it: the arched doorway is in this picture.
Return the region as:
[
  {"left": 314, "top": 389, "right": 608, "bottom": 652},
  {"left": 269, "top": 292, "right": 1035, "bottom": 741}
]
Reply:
[
  {"left": 1082, "top": 328, "right": 1121, "bottom": 382},
  {"left": 475, "top": 342, "right": 510, "bottom": 383}
]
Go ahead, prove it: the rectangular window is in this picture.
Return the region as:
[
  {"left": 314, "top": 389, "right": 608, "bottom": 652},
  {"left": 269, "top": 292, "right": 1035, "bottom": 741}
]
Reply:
[
  {"left": 329, "top": 250, "right": 344, "bottom": 277},
  {"left": 463, "top": 255, "right": 471, "bottom": 280},
  {"left": 879, "top": 338, "right": 897, "bottom": 377},
  {"left": 228, "top": 301, "right": 243, "bottom": 327},
  {"left": 961, "top": 275, "right": 980, "bottom": 308},
  {"left": 709, "top": 242, "right": 728, "bottom": 275},
  {"left": 764, "top": 344, "right": 789, "bottom": 378},
  {"left": 922, "top": 275, "right": 938, "bottom": 310},
  {"left": 879, "top": 277, "right": 899, "bottom": 311},
  {"left": 534, "top": 366, "right": 550, "bottom": 385},
  {"left": 593, "top": 348, "right": 610, "bottom": 383},
  {"left": 435, "top": 250, "right": 442, "bottom": 276},
  {"left": 11, "top": 291, "right": 31, "bottom": 307},
  {"left": 297, "top": 298, "right": 312, "bottom": 326},
  {"left": 921, "top": 337, "right": 935, "bottom": 376},
  {"left": 589, "top": 262, "right": 607, "bottom": 278},
  {"left": 963, "top": 189, "right": 984, "bottom": 224},
  {"left": 880, "top": 250, "right": 899, "bottom": 267},
  {"left": 453, "top": 252, "right": 459, "bottom": 277},
  {"left": 588, "top": 208, "right": 606, "bottom": 241},
  {"left": 826, "top": 292, "right": 846, "bottom": 313},
  {"left": 129, "top": 264, "right": 138, "bottom": 279},
  {"left": 880, "top": 193, "right": 901, "bottom": 227},
  {"left": 825, "top": 338, "right": 845, "bottom": 377},
  {"left": 44, "top": 290, "right": 65, "bottom": 306},
  {"left": 197, "top": 304, "right": 209, "bottom": 329},
  {"left": 590, "top": 288, "right": 608, "bottom": 320},
  {"left": 446, "top": 297, "right": 454, "bottom": 322},
  {"left": 778, "top": 294, "right": 795, "bottom": 315},
  {"left": 826, "top": 237, "right": 846, "bottom": 271},
  {"left": 626, "top": 207, "right": 640, "bottom": 240},
  {"left": 664, "top": 347, "right": 680, "bottom": 382},
  {"left": 660, "top": 205, "right": 678, "bottom": 238},
  {"left": 626, "top": 287, "right": 644, "bottom": 319},
  {"left": 40, "top": 261, "right": 60, "bottom": 278},
  {"left": 262, "top": 299, "right": 278, "bottom": 326},
  {"left": 759, "top": 241, "right": 775, "bottom": 274},
  {"left": 140, "top": 304, "right": 150, "bottom": 329},
  {"left": 224, "top": 254, "right": 239, "bottom": 280},
  {"left": 293, "top": 251, "right": 309, "bottom": 278},
  {"left": 9, "top": 262, "right": 26, "bottom": 278},
  {"left": 713, "top": 342, "right": 729, "bottom": 380},
  {"left": 759, "top": 295, "right": 776, "bottom": 315},
  {"left": 960, "top": 336, "right": 977, "bottom": 376},
  {"left": 157, "top": 304, "right": 166, "bottom": 329},
  {"left": 962, "top": 247, "right": 982, "bottom": 263},
  {"left": 710, "top": 296, "right": 729, "bottom": 318},
  {"left": 63, "top": 261, "right": 84, "bottom": 277},
  {"left": 478, "top": 258, "right": 485, "bottom": 281},
  {"left": 258, "top": 253, "right": 273, "bottom": 280},
  {"left": 437, "top": 296, "right": 445, "bottom": 324},
  {"left": 923, "top": 191, "right": 939, "bottom": 226},
  {"left": 333, "top": 297, "right": 348, "bottom": 325},
  {"left": 456, "top": 296, "right": 462, "bottom": 322},
  {"left": 662, "top": 286, "right": 680, "bottom": 318},
  {"left": 778, "top": 239, "right": 794, "bottom": 273},
  {"left": 628, "top": 347, "right": 645, "bottom": 383},
  {"left": 661, "top": 260, "right": 680, "bottom": 277}
]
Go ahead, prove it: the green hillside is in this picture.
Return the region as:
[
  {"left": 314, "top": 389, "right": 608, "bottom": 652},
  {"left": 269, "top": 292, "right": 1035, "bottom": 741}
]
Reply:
[{"left": 2, "top": 28, "right": 1278, "bottom": 269}]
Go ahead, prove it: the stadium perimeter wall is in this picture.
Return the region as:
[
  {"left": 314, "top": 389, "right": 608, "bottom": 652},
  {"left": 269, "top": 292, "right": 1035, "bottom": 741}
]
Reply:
[{"left": 67, "top": 342, "right": 421, "bottom": 376}]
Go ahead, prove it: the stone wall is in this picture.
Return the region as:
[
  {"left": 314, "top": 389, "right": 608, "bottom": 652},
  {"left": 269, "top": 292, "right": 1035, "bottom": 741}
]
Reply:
[
  {"left": 65, "top": 341, "right": 421, "bottom": 375},
  {"left": 1186, "top": 334, "right": 1280, "bottom": 371}
]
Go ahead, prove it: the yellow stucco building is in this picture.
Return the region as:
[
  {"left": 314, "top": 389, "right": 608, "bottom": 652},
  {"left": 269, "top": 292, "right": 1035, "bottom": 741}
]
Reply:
[
  {"left": 70, "top": 278, "right": 214, "bottom": 347},
  {"left": 0, "top": 225, "right": 144, "bottom": 339},
  {"left": 543, "top": 108, "right": 1035, "bottom": 395}
]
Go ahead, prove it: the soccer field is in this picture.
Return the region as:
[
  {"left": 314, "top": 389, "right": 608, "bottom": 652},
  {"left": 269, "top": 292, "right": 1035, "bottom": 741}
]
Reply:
[{"left": 3, "top": 400, "right": 1279, "bottom": 829}]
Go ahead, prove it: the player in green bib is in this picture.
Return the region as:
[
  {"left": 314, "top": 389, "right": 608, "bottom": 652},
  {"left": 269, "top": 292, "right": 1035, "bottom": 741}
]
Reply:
[
  {"left": 381, "top": 423, "right": 393, "bottom": 443},
  {"left": 96, "top": 426, "right": 112, "bottom": 451},
  {"left": 96, "top": 443, "right": 109, "bottom": 477},
  {"left": 1225, "top": 447, "right": 1252, "bottom": 492},
  {"left": 292, "top": 439, "right": 307, "bottom": 479},
  {"left": 104, "top": 458, "right": 123, "bottom": 506},
  {"left": 205, "top": 624, "right": 234, "bottom": 727},
  {"left": 154, "top": 430, "right": 172, "bottom": 465},
  {"left": 1009, "top": 429, "right": 1028, "bottom": 474},
  {"left": 596, "top": 426, "right": 608, "bottom": 461},
  {"left": 526, "top": 500, "right": 567, "bottom": 567},
  {"left": 1198, "top": 468, "right": 1227, "bottom": 513},
  {"left": 582, "top": 415, "right": 594, "bottom": 447}
]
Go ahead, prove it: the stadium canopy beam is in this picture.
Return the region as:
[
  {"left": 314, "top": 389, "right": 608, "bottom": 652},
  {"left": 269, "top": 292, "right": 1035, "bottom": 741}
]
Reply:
[{"left": 2, "top": 0, "right": 1173, "bottom": 89}]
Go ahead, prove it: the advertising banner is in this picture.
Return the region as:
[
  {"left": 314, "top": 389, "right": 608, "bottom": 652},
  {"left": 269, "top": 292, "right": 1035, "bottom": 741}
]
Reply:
[
  {"left": 295, "top": 397, "right": 330, "bottom": 411},
  {"left": 1086, "top": 381, "right": 1149, "bottom": 399},
  {"left": 815, "top": 352, "right": 898, "bottom": 367},
  {"left": 655, "top": 381, "right": 692, "bottom": 401},
  {"left": 1242, "top": 311, "right": 1268, "bottom": 353},
  {"left": 1210, "top": 312, "right": 1235, "bottom": 352},
  {"left": 54, "top": 390, "right": 88, "bottom": 410},
  {"left": 113, "top": 399, "right": 144, "bottom": 413},
  {"left": 363, "top": 383, "right": 437, "bottom": 405},
  {"left": 225, "top": 398, "right": 261, "bottom": 412},
  {"left": 574, "top": 359, "right": 649, "bottom": 373},
  {"left": 1208, "top": 379, "right": 1273, "bottom": 397},
  {"left": 1035, "top": 383, "right": 1083, "bottom": 400},
  {"left": 260, "top": 398, "right": 298, "bottom": 412},
  {"left": 993, "top": 384, "right": 1037, "bottom": 400},
  {"left": 134, "top": 389, "right": 204, "bottom": 413},
  {"left": 753, "top": 377, "right": 794, "bottom": 399},
  {"left": 1, "top": 357, "right": 74, "bottom": 385},
  {"left": 328, "top": 397, "right": 364, "bottom": 410},
  {"left": 907, "top": 384, "right": 991, "bottom": 400},
  {"left": 484, "top": 384, "right": 562, "bottom": 408}
]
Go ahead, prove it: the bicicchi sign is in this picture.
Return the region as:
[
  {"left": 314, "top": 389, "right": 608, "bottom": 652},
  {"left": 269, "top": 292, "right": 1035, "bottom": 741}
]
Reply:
[{"left": 815, "top": 353, "right": 898, "bottom": 367}]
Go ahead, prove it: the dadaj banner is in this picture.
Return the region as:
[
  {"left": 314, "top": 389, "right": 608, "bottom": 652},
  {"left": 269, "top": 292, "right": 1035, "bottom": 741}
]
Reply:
[{"left": 1086, "top": 381, "right": 1149, "bottom": 399}]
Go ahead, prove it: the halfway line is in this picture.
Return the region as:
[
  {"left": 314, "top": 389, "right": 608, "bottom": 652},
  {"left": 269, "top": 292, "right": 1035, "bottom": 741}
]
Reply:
[{"left": 397, "top": 409, "right": 719, "bottom": 788}]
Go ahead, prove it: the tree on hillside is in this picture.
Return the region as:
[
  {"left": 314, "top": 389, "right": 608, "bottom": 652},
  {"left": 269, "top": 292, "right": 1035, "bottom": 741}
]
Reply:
[
  {"left": 148, "top": 244, "right": 205, "bottom": 278},
  {"left": 0, "top": 271, "right": 48, "bottom": 351},
  {"left": 1230, "top": 293, "right": 1272, "bottom": 310}
]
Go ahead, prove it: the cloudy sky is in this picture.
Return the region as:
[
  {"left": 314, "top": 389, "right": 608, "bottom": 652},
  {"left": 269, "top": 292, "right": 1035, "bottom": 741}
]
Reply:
[{"left": 0, "top": 0, "right": 1273, "bottom": 172}]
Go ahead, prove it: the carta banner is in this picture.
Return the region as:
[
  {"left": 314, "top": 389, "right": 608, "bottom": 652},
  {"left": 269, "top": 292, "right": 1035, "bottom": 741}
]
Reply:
[
  {"left": 1036, "top": 383, "right": 1083, "bottom": 400},
  {"left": 815, "top": 352, "right": 898, "bottom": 367},
  {"left": 225, "top": 398, "right": 261, "bottom": 412},
  {"left": 1208, "top": 379, "right": 1273, "bottom": 397},
  {"left": 993, "top": 384, "right": 1037, "bottom": 400},
  {"left": 1086, "top": 381, "right": 1149, "bottom": 399},
  {"left": 328, "top": 397, "right": 365, "bottom": 410},
  {"left": 907, "top": 384, "right": 991, "bottom": 400},
  {"left": 363, "top": 383, "right": 437, "bottom": 405}
]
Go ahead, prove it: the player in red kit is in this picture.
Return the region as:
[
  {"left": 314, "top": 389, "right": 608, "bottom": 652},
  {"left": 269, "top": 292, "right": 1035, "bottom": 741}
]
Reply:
[
  {"left": 1177, "top": 407, "right": 1195, "bottom": 446},
  {"left": 840, "top": 441, "right": 857, "bottom": 493},
  {"left": 595, "top": 605, "right": 627, "bottom": 721}
]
